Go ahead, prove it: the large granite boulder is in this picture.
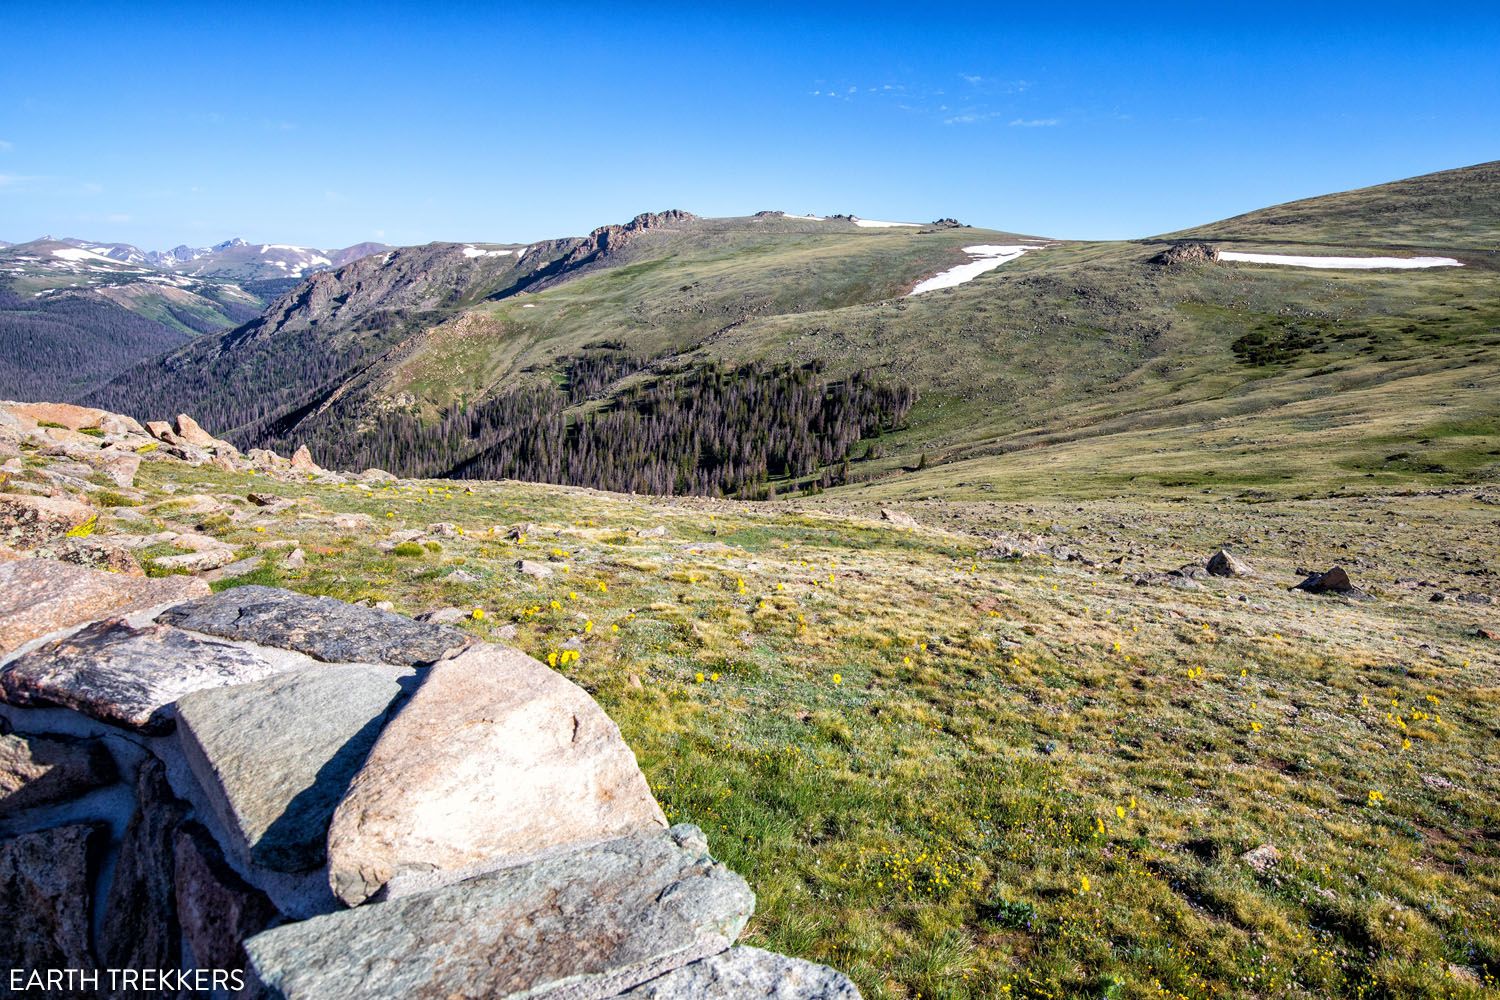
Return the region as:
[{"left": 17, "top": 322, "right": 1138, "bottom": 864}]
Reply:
[
  {"left": 0, "top": 493, "right": 95, "bottom": 550},
  {"left": 0, "top": 730, "right": 116, "bottom": 813},
  {"left": 176, "top": 664, "right": 413, "bottom": 873},
  {"left": 0, "top": 823, "right": 104, "bottom": 987},
  {"left": 246, "top": 826, "right": 753, "bottom": 1000},
  {"left": 0, "top": 619, "right": 286, "bottom": 733},
  {"left": 98, "top": 757, "right": 188, "bottom": 979},
  {"left": 173, "top": 823, "right": 281, "bottom": 977},
  {"left": 157, "top": 586, "right": 470, "bottom": 666},
  {"left": 326, "top": 642, "right": 667, "bottom": 906},
  {"left": 0, "top": 559, "right": 208, "bottom": 656},
  {"left": 620, "top": 946, "right": 862, "bottom": 999}
]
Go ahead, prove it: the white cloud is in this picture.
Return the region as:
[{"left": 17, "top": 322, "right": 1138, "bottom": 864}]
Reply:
[
  {"left": 0, "top": 173, "right": 37, "bottom": 188},
  {"left": 1009, "top": 118, "right": 1060, "bottom": 127},
  {"left": 0, "top": 140, "right": 13, "bottom": 152}
]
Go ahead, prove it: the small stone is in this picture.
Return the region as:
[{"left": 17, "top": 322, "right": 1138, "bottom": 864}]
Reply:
[
  {"left": 0, "top": 559, "right": 208, "bottom": 656},
  {"left": 1477, "top": 626, "right": 1499, "bottom": 641},
  {"left": 1240, "top": 844, "right": 1281, "bottom": 873},
  {"left": 1206, "top": 549, "right": 1254, "bottom": 578},
  {"left": 516, "top": 559, "right": 553, "bottom": 578},
  {"left": 156, "top": 586, "right": 470, "bottom": 666},
  {"left": 427, "top": 522, "right": 460, "bottom": 537},
  {"left": 171, "top": 413, "right": 222, "bottom": 448},
  {"left": 0, "top": 730, "right": 116, "bottom": 813},
  {"left": 506, "top": 522, "right": 534, "bottom": 540},
  {"left": 177, "top": 664, "right": 412, "bottom": 873},
  {"left": 246, "top": 827, "right": 753, "bottom": 1000},
  {"left": 415, "top": 607, "right": 469, "bottom": 625},
  {"left": 1292, "top": 566, "right": 1365, "bottom": 597},
  {"left": 247, "top": 492, "right": 281, "bottom": 506},
  {"left": 637, "top": 525, "right": 669, "bottom": 538},
  {"left": 326, "top": 642, "right": 667, "bottom": 905},
  {"left": 152, "top": 546, "right": 237, "bottom": 573},
  {"left": 619, "top": 946, "right": 862, "bottom": 999},
  {"left": 284, "top": 547, "right": 306, "bottom": 569},
  {"left": 1, "top": 619, "right": 287, "bottom": 733}
]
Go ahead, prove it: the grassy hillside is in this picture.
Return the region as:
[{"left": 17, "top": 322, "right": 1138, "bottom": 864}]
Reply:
[
  {"left": 17, "top": 442, "right": 1493, "bottom": 1000},
  {"left": 92, "top": 165, "right": 1500, "bottom": 504},
  {"left": 1163, "top": 160, "right": 1500, "bottom": 252}
]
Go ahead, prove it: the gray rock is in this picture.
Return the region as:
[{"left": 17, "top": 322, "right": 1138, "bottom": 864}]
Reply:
[
  {"left": 176, "top": 664, "right": 412, "bottom": 873},
  {"left": 152, "top": 546, "right": 238, "bottom": 573},
  {"left": 1, "top": 619, "right": 286, "bottom": 734},
  {"left": 0, "top": 730, "right": 116, "bottom": 812},
  {"left": 246, "top": 825, "right": 754, "bottom": 1000},
  {"left": 173, "top": 822, "right": 281, "bottom": 978},
  {"left": 157, "top": 586, "right": 470, "bottom": 666},
  {"left": 516, "top": 558, "right": 553, "bottom": 578},
  {"left": 1206, "top": 549, "right": 1254, "bottom": 577},
  {"left": 637, "top": 525, "right": 669, "bottom": 538},
  {"left": 414, "top": 606, "right": 469, "bottom": 625},
  {"left": 620, "top": 946, "right": 862, "bottom": 999},
  {"left": 0, "top": 823, "right": 104, "bottom": 983},
  {"left": 98, "top": 756, "right": 187, "bottom": 978},
  {"left": 326, "top": 642, "right": 666, "bottom": 905}
]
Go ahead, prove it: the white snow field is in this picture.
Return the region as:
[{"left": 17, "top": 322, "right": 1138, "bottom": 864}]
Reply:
[
  {"left": 1218, "top": 251, "right": 1462, "bottom": 270},
  {"left": 853, "top": 218, "right": 921, "bottom": 228},
  {"left": 461, "top": 245, "right": 517, "bottom": 258},
  {"left": 908, "top": 245, "right": 1035, "bottom": 295},
  {"left": 780, "top": 213, "right": 825, "bottom": 221}
]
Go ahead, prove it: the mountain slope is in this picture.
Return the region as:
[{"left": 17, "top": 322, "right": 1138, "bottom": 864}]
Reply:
[
  {"left": 91, "top": 166, "right": 1500, "bottom": 499},
  {"left": 1163, "top": 159, "right": 1500, "bottom": 251}
]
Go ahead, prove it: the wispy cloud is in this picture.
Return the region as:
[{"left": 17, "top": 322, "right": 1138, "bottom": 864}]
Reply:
[
  {"left": 0, "top": 140, "right": 13, "bottom": 152},
  {"left": 1009, "top": 118, "right": 1061, "bottom": 128},
  {"left": 0, "top": 173, "right": 38, "bottom": 188}
]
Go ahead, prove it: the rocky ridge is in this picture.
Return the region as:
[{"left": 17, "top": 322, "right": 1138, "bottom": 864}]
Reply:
[{"left": 0, "top": 401, "right": 859, "bottom": 999}]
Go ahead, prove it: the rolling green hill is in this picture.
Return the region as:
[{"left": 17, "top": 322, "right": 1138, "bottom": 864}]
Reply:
[{"left": 91, "top": 165, "right": 1500, "bottom": 501}]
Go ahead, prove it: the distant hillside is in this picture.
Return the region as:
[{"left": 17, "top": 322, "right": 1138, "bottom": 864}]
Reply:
[
  {"left": 90, "top": 165, "right": 1500, "bottom": 499},
  {"left": 1164, "top": 159, "right": 1500, "bottom": 251}
]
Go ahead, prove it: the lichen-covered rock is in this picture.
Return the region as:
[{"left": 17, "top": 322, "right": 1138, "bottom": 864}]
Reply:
[
  {"left": 0, "top": 559, "right": 207, "bottom": 655},
  {"left": 246, "top": 826, "right": 753, "bottom": 1000},
  {"left": 0, "top": 823, "right": 104, "bottom": 984},
  {"left": 0, "top": 493, "right": 95, "bottom": 550},
  {"left": 0, "top": 730, "right": 116, "bottom": 813},
  {"left": 173, "top": 823, "right": 280, "bottom": 978},
  {"left": 326, "top": 642, "right": 666, "bottom": 905},
  {"left": 290, "top": 445, "right": 321, "bottom": 472},
  {"left": 157, "top": 585, "right": 470, "bottom": 666},
  {"left": 620, "top": 946, "right": 863, "bottom": 999},
  {"left": 0, "top": 619, "right": 286, "bottom": 733},
  {"left": 40, "top": 535, "right": 144, "bottom": 576},
  {"left": 99, "top": 757, "right": 188, "bottom": 977},
  {"left": 176, "top": 664, "right": 412, "bottom": 873}
]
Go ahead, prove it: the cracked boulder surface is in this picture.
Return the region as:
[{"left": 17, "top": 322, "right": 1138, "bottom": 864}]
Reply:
[{"left": 156, "top": 585, "right": 471, "bottom": 666}]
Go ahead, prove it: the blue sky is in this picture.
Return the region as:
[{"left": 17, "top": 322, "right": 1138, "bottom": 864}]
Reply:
[{"left": 2, "top": 3, "right": 1497, "bottom": 248}]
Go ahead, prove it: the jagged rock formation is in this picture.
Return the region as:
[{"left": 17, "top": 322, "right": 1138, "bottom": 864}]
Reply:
[{"left": 0, "top": 406, "right": 860, "bottom": 997}]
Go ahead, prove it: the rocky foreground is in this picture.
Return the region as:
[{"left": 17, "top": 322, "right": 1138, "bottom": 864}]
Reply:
[{"left": 0, "top": 402, "right": 858, "bottom": 998}]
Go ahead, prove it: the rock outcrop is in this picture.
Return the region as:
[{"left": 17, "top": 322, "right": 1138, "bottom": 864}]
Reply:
[
  {"left": 1149, "top": 242, "right": 1220, "bottom": 266},
  {"left": 0, "top": 563, "right": 859, "bottom": 998}
]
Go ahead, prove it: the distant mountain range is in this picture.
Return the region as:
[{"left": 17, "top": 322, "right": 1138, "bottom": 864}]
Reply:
[
  {"left": 0, "top": 236, "right": 389, "bottom": 400},
  {"left": 5, "top": 236, "right": 391, "bottom": 281}
]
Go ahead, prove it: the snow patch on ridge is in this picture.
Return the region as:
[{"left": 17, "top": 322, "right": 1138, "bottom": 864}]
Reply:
[
  {"left": 853, "top": 218, "right": 920, "bottom": 228},
  {"left": 1218, "top": 252, "right": 1462, "bottom": 270},
  {"left": 461, "top": 245, "right": 516, "bottom": 259},
  {"left": 908, "top": 245, "right": 1035, "bottom": 295}
]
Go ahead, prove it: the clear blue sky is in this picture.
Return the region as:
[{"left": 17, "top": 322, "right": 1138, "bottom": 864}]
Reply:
[{"left": 3, "top": 3, "right": 1497, "bottom": 249}]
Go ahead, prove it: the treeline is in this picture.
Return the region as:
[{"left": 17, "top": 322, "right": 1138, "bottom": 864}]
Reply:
[
  {"left": 285, "top": 358, "right": 915, "bottom": 498},
  {"left": 0, "top": 288, "right": 193, "bottom": 401}
]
